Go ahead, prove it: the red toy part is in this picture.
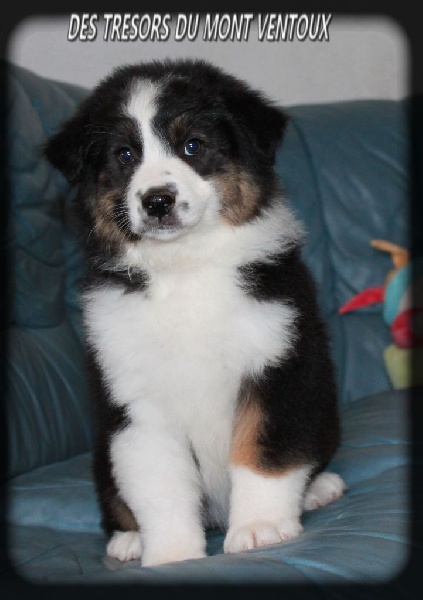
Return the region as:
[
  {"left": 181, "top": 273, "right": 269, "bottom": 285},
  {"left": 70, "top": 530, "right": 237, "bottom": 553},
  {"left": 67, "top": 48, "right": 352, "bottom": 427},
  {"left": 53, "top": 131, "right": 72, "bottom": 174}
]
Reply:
[
  {"left": 338, "top": 286, "right": 384, "bottom": 314},
  {"left": 391, "top": 307, "right": 423, "bottom": 348}
]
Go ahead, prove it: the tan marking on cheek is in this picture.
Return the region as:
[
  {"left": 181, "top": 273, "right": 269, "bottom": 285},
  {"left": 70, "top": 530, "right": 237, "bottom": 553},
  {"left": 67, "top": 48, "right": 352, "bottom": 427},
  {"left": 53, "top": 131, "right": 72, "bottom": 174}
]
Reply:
[
  {"left": 91, "top": 179, "right": 127, "bottom": 245},
  {"left": 215, "top": 167, "right": 262, "bottom": 225}
]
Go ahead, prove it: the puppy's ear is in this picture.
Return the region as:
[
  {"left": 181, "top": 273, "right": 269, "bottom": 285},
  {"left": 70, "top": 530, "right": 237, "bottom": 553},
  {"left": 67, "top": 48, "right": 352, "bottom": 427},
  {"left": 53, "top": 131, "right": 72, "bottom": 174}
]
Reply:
[
  {"left": 44, "top": 111, "right": 88, "bottom": 185},
  {"left": 224, "top": 87, "right": 289, "bottom": 165}
]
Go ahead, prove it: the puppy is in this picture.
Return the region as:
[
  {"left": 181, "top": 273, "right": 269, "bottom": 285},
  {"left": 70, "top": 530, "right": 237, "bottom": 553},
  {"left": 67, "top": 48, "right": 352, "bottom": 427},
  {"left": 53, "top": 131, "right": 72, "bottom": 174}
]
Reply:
[{"left": 45, "top": 59, "right": 346, "bottom": 567}]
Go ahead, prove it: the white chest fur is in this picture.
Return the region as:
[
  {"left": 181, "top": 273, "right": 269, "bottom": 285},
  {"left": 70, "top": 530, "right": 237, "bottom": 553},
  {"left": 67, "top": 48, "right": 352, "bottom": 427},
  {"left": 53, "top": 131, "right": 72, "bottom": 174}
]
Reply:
[
  {"left": 84, "top": 214, "right": 299, "bottom": 524},
  {"left": 85, "top": 261, "right": 295, "bottom": 418}
]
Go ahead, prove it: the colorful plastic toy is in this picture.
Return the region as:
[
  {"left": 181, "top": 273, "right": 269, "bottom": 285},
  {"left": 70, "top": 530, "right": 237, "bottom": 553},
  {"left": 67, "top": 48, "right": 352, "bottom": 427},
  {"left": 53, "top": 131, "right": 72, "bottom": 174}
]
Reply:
[{"left": 339, "top": 240, "right": 423, "bottom": 388}]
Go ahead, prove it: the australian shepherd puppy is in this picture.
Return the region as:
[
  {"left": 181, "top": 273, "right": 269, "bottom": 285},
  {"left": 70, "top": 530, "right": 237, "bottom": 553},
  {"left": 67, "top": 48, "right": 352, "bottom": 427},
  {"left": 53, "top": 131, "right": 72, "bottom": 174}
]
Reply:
[{"left": 45, "top": 59, "right": 346, "bottom": 567}]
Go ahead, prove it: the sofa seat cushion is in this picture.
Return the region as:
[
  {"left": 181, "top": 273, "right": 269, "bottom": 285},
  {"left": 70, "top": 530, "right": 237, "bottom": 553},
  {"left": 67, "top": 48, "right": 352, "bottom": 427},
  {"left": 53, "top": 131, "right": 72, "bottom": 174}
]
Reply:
[
  {"left": 7, "top": 452, "right": 100, "bottom": 535},
  {"left": 7, "top": 389, "right": 410, "bottom": 585}
]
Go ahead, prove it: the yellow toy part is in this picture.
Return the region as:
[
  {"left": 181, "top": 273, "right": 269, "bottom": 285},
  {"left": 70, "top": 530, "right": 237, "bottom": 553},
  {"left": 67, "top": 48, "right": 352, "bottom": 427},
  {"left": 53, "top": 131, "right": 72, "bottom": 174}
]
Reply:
[{"left": 383, "top": 344, "right": 423, "bottom": 389}]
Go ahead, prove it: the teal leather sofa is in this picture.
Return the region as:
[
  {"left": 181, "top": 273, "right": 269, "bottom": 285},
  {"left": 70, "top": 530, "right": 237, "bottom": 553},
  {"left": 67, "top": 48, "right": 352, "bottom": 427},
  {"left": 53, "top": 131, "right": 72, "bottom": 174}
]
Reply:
[{"left": 3, "top": 63, "right": 415, "bottom": 593}]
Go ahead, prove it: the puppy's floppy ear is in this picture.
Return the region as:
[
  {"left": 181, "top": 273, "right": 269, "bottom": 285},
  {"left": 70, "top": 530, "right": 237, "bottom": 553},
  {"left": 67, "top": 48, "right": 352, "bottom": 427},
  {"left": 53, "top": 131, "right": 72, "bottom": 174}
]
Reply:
[
  {"left": 224, "top": 86, "right": 289, "bottom": 165},
  {"left": 44, "top": 111, "right": 88, "bottom": 185}
]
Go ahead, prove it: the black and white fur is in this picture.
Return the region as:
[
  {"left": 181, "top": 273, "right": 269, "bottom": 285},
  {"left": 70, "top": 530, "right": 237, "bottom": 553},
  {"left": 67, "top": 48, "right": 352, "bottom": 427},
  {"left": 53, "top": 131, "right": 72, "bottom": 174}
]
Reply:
[{"left": 45, "top": 59, "right": 345, "bottom": 566}]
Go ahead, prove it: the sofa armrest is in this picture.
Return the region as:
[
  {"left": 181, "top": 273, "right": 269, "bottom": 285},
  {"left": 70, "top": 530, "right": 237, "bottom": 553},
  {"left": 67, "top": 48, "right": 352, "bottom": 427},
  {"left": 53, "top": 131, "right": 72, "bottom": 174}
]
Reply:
[{"left": 6, "top": 65, "right": 92, "bottom": 477}]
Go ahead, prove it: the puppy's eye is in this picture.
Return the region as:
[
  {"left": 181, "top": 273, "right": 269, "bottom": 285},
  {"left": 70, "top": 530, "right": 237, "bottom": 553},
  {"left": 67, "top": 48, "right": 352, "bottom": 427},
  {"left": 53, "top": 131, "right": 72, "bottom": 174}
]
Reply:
[
  {"left": 184, "top": 139, "right": 201, "bottom": 156},
  {"left": 117, "top": 147, "right": 134, "bottom": 165}
]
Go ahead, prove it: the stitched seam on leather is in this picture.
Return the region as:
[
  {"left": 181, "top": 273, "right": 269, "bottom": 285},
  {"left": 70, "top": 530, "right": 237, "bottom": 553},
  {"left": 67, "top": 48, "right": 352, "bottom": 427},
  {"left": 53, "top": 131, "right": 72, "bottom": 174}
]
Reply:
[
  {"left": 288, "top": 116, "right": 347, "bottom": 403},
  {"left": 288, "top": 117, "right": 338, "bottom": 315}
]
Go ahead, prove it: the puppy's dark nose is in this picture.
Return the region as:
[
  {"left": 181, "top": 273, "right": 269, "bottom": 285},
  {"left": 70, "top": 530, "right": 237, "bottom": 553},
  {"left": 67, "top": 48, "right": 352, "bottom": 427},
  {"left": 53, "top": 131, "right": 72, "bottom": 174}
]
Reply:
[{"left": 141, "top": 188, "right": 176, "bottom": 219}]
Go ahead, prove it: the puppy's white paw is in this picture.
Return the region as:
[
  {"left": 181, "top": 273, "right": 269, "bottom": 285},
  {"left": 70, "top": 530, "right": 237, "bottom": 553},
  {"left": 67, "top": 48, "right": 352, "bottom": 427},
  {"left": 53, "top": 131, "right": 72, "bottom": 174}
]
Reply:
[
  {"left": 107, "top": 530, "right": 142, "bottom": 562},
  {"left": 224, "top": 519, "right": 303, "bottom": 553},
  {"left": 303, "top": 472, "right": 347, "bottom": 511}
]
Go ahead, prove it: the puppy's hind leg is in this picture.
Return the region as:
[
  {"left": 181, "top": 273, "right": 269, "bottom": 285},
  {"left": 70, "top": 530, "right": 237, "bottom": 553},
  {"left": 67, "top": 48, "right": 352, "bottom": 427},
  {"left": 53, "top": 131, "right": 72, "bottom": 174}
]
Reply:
[{"left": 224, "top": 464, "right": 312, "bottom": 553}]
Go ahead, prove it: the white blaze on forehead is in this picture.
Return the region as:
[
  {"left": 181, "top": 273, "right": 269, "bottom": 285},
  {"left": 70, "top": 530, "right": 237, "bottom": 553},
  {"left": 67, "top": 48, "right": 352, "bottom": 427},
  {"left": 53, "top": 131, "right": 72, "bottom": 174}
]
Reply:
[
  {"left": 123, "top": 78, "right": 222, "bottom": 240},
  {"left": 127, "top": 80, "right": 167, "bottom": 162}
]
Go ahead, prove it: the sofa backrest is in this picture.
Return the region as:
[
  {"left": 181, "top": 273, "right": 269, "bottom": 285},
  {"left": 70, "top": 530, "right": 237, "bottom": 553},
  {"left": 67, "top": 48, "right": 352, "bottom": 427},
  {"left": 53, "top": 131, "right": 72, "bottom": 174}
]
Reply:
[
  {"left": 276, "top": 100, "right": 409, "bottom": 403},
  {"left": 5, "top": 64, "right": 409, "bottom": 477}
]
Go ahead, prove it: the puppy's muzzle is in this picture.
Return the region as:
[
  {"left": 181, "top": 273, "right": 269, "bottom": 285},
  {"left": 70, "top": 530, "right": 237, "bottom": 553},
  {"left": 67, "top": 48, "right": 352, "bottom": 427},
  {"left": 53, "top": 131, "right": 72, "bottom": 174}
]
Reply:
[{"left": 141, "top": 187, "right": 176, "bottom": 220}]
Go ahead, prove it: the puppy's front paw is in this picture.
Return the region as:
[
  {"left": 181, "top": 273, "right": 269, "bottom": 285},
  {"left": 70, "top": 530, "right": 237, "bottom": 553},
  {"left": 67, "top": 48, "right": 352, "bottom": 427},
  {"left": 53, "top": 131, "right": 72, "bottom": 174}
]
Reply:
[
  {"left": 303, "top": 472, "right": 347, "bottom": 511},
  {"left": 224, "top": 519, "right": 303, "bottom": 553},
  {"left": 107, "top": 530, "right": 142, "bottom": 562}
]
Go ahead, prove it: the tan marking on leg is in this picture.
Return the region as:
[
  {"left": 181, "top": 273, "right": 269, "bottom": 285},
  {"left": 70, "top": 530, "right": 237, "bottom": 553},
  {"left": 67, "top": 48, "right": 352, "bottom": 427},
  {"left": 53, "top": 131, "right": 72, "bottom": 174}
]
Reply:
[
  {"left": 230, "top": 397, "right": 262, "bottom": 470},
  {"left": 109, "top": 495, "right": 139, "bottom": 532},
  {"left": 230, "top": 385, "right": 303, "bottom": 477}
]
